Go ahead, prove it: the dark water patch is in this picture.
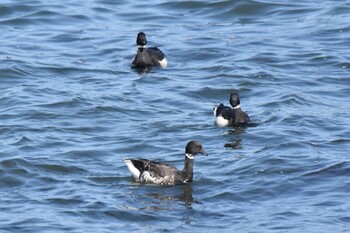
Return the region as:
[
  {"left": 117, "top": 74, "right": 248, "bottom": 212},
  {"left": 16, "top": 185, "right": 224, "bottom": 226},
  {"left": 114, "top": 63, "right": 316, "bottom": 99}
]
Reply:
[
  {"left": 158, "top": 0, "right": 299, "bottom": 22},
  {"left": 0, "top": 2, "right": 90, "bottom": 27},
  {"left": 3, "top": 135, "right": 32, "bottom": 148},
  {"left": 2, "top": 218, "right": 74, "bottom": 233},
  {"left": 36, "top": 162, "right": 87, "bottom": 175},
  {"left": 0, "top": 158, "right": 33, "bottom": 188},
  {"left": 303, "top": 161, "right": 350, "bottom": 177},
  {"left": 1, "top": 157, "right": 30, "bottom": 169},
  {"left": 46, "top": 196, "right": 86, "bottom": 207},
  {"left": 0, "top": 4, "right": 15, "bottom": 18},
  {"left": 35, "top": 96, "right": 92, "bottom": 110},
  {"left": 0, "top": 175, "right": 24, "bottom": 187},
  {"left": 0, "top": 64, "right": 39, "bottom": 81},
  {"left": 88, "top": 175, "right": 124, "bottom": 184},
  {"left": 329, "top": 138, "right": 350, "bottom": 145}
]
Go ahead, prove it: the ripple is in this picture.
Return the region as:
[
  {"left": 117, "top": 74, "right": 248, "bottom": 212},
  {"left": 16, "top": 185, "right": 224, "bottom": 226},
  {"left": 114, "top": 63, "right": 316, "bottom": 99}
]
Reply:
[
  {"left": 0, "top": 175, "right": 24, "bottom": 187},
  {"left": 303, "top": 161, "right": 350, "bottom": 177},
  {"left": 37, "top": 163, "right": 87, "bottom": 174},
  {"left": 1, "top": 0, "right": 350, "bottom": 232}
]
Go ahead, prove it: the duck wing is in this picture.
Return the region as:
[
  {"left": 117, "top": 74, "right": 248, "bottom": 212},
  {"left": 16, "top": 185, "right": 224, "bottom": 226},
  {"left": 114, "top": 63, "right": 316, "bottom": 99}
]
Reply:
[
  {"left": 147, "top": 47, "right": 166, "bottom": 66},
  {"left": 242, "top": 111, "right": 251, "bottom": 122},
  {"left": 125, "top": 158, "right": 180, "bottom": 182},
  {"left": 138, "top": 159, "right": 179, "bottom": 178},
  {"left": 233, "top": 109, "right": 251, "bottom": 125}
]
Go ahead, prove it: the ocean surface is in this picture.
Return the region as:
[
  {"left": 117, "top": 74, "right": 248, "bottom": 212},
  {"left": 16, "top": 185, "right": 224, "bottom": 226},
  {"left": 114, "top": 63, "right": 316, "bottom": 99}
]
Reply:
[{"left": 1, "top": 0, "right": 350, "bottom": 232}]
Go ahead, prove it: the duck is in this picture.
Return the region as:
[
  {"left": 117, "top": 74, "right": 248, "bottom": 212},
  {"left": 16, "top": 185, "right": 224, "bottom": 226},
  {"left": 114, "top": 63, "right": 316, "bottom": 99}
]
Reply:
[
  {"left": 124, "top": 141, "right": 207, "bottom": 185},
  {"left": 213, "top": 92, "right": 250, "bottom": 127},
  {"left": 130, "top": 32, "right": 167, "bottom": 68}
]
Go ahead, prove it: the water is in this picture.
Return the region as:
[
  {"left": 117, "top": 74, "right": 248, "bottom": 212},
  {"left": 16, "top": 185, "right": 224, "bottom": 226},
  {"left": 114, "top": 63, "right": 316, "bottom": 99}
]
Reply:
[{"left": 1, "top": 0, "right": 350, "bottom": 232}]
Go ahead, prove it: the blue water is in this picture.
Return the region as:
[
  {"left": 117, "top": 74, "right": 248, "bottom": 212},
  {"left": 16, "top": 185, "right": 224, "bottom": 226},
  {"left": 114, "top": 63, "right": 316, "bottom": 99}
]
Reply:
[{"left": 1, "top": 0, "right": 350, "bottom": 232}]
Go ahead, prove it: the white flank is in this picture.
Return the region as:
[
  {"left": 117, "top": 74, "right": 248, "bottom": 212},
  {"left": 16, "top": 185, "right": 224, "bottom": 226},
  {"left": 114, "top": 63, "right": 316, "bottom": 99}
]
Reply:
[
  {"left": 140, "top": 172, "right": 172, "bottom": 185},
  {"left": 123, "top": 158, "right": 140, "bottom": 180},
  {"left": 140, "top": 171, "right": 159, "bottom": 183},
  {"left": 159, "top": 57, "right": 168, "bottom": 68},
  {"left": 215, "top": 115, "right": 230, "bottom": 127}
]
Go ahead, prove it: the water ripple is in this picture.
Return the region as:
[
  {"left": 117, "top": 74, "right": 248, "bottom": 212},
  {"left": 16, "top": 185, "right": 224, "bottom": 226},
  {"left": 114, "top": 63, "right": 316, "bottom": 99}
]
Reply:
[{"left": 1, "top": 0, "right": 350, "bottom": 232}]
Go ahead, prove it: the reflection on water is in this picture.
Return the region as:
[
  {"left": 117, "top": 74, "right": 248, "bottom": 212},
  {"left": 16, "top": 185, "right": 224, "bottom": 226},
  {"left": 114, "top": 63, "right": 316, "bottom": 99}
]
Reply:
[
  {"left": 224, "top": 138, "right": 242, "bottom": 149},
  {"left": 126, "top": 184, "right": 196, "bottom": 211},
  {"left": 225, "top": 127, "right": 246, "bottom": 135},
  {"left": 223, "top": 123, "right": 260, "bottom": 148},
  {"left": 131, "top": 66, "right": 153, "bottom": 74},
  {"left": 177, "top": 185, "right": 195, "bottom": 208},
  {"left": 145, "top": 184, "right": 195, "bottom": 209}
]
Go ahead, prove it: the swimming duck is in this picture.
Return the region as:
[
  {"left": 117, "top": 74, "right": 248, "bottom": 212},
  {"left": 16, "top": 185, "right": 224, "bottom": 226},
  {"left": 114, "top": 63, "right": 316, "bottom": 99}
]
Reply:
[
  {"left": 124, "top": 141, "right": 207, "bottom": 185},
  {"left": 213, "top": 92, "right": 250, "bottom": 127},
  {"left": 131, "top": 32, "right": 167, "bottom": 68}
]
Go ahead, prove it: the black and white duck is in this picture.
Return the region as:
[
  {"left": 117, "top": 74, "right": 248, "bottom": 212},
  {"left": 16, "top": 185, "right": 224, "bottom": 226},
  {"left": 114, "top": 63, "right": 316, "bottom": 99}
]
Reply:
[
  {"left": 124, "top": 141, "right": 207, "bottom": 185},
  {"left": 213, "top": 92, "right": 250, "bottom": 127},
  {"left": 131, "top": 32, "right": 167, "bottom": 69}
]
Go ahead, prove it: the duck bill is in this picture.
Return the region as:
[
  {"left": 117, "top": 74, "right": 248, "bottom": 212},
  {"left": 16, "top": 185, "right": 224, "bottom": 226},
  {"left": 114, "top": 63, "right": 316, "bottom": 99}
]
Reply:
[{"left": 201, "top": 149, "right": 208, "bottom": 156}]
